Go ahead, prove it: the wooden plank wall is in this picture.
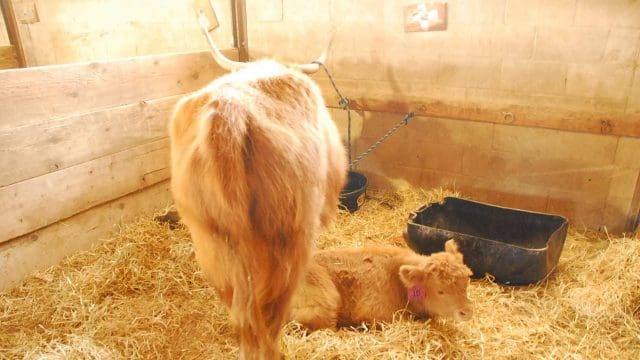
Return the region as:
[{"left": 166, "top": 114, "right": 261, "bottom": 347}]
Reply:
[
  {"left": 0, "top": 5, "right": 9, "bottom": 46},
  {"left": 1, "top": 0, "right": 25, "bottom": 68},
  {"left": 12, "top": 0, "right": 234, "bottom": 67},
  {"left": 0, "top": 45, "right": 17, "bottom": 68},
  {"left": 0, "top": 50, "right": 234, "bottom": 290}
]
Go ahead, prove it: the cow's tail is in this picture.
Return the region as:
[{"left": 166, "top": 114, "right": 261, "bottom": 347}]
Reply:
[
  {"left": 197, "top": 97, "right": 313, "bottom": 359},
  {"left": 231, "top": 230, "right": 311, "bottom": 360}
]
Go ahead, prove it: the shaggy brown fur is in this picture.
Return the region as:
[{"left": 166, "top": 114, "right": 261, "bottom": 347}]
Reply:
[
  {"left": 291, "top": 240, "right": 474, "bottom": 330},
  {"left": 168, "top": 61, "right": 347, "bottom": 359}
]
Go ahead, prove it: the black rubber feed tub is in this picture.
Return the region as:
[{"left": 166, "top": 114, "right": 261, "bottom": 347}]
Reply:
[
  {"left": 405, "top": 197, "right": 568, "bottom": 285},
  {"left": 339, "top": 171, "right": 368, "bottom": 212}
]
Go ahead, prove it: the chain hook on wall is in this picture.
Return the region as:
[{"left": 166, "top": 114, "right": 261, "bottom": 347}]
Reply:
[{"left": 313, "top": 61, "right": 414, "bottom": 170}]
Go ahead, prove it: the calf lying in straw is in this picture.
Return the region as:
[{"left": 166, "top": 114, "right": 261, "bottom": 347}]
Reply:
[{"left": 291, "top": 240, "right": 473, "bottom": 330}]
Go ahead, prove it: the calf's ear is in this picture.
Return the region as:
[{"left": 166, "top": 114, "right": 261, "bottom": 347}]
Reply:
[
  {"left": 445, "top": 239, "right": 464, "bottom": 263},
  {"left": 399, "top": 265, "right": 424, "bottom": 287}
]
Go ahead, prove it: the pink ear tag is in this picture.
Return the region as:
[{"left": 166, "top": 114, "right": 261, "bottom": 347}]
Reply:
[{"left": 408, "top": 283, "right": 426, "bottom": 301}]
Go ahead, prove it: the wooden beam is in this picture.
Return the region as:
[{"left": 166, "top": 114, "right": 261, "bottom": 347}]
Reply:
[
  {"left": 232, "top": 0, "right": 249, "bottom": 61},
  {"left": 0, "top": 139, "right": 170, "bottom": 243},
  {"left": 0, "top": 0, "right": 25, "bottom": 67},
  {"left": 0, "top": 44, "right": 18, "bottom": 69},
  {"left": 0, "top": 95, "right": 180, "bottom": 187},
  {"left": 0, "top": 50, "right": 236, "bottom": 130},
  {"left": 0, "top": 180, "right": 172, "bottom": 291},
  {"left": 315, "top": 80, "right": 640, "bottom": 139}
]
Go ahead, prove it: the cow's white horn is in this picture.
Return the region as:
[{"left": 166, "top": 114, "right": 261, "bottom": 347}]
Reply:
[
  {"left": 294, "top": 53, "right": 327, "bottom": 74},
  {"left": 198, "top": 11, "right": 247, "bottom": 72}
]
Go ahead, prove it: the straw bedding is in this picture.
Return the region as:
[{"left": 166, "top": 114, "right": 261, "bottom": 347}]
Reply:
[{"left": 1, "top": 187, "right": 639, "bottom": 359}]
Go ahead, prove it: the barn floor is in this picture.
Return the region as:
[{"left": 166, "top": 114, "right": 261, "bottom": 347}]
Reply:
[{"left": 1, "top": 188, "right": 639, "bottom": 359}]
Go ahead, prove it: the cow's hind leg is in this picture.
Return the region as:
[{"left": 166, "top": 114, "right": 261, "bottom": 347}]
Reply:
[{"left": 185, "top": 220, "right": 235, "bottom": 307}]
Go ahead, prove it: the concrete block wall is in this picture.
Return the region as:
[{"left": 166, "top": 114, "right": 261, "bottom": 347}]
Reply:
[
  {"left": 247, "top": 0, "right": 640, "bottom": 233},
  {"left": 249, "top": 0, "right": 639, "bottom": 114},
  {"left": 11, "top": 0, "right": 233, "bottom": 66},
  {"left": 347, "top": 111, "right": 639, "bottom": 232}
]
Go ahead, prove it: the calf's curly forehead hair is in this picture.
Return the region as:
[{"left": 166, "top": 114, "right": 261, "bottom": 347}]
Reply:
[{"left": 423, "top": 240, "right": 473, "bottom": 285}]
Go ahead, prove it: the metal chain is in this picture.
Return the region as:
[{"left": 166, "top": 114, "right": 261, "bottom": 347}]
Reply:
[
  {"left": 312, "top": 61, "right": 349, "bottom": 108},
  {"left": 313, "top": 61, "right": 353, "bottom": 168},
  {"left": 350, "top": 112, "right": 414, "bottom": 167},
  {"left": 312, "top": 61, "right": 414, "bottom": 169}
]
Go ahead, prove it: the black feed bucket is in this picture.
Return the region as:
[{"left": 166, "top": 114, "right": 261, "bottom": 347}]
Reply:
[
  {"left": 405, "top": 197, "right": 568, "bottom": 285},
  {"left": 339, "top": 171, "right": 368, "bottom": 212}
]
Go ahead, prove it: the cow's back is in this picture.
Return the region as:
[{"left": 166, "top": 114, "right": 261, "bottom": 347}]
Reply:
[{"left": 170, "top": 61, "right": 341, "bottom": 249}]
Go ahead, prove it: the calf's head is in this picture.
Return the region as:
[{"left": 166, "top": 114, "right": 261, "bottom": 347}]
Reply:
[{"left": 399, "top": 240, "right": 473, "bottom": 321}]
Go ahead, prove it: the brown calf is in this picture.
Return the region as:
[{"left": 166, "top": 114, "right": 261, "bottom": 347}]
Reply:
[
  {"left": 169, "top": 15, "right": 347, "bottom": 359},
  {"left": 291, "top": 240, "right": 474, "bottom": 330}
]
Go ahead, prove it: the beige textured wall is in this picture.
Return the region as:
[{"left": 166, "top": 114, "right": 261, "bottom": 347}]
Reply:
[
  {"left": 248, "top": 0, "right": 639, "bottom": 116},
  {"left": 342, "top": 110, "right": 640, "bottom": 233},
  {"left": 246, "top": 0, "right": 640, "bottom": 233},
  {"left": 12, "top": 0, "right": 233, "bottom": 66}
]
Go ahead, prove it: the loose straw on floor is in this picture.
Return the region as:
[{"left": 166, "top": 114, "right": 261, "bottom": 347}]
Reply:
[{"left": 1, "top": 188, "right": 638, "bottom": 359}]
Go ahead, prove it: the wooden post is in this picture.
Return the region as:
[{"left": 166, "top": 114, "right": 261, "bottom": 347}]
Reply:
[
  {"left": 232, "top": 0, "right": 249, "bottom": 61},
  {"left": 628, "top": 175, "right": 640, "bottom": 232},
  {"left": 191, "top": 0, "right": 219, "bottom": 31},
  {"left": 0, "top": 0, "right": 26, "bottom": 67}
]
